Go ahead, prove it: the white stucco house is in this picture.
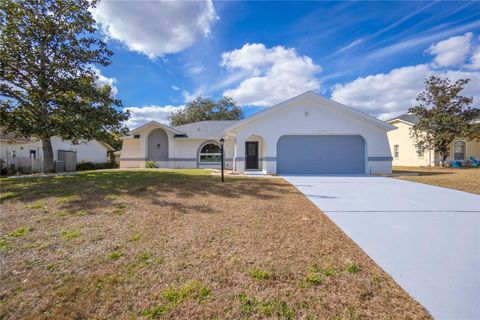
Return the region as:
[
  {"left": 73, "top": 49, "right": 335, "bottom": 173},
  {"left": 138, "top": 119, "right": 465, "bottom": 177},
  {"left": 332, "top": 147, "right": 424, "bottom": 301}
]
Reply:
[
  {"left": 120, "top": 91, "right": 396, "bottom": 174},
  {"left": 0, "top": 132, "right": 113, "bottom": 172}
]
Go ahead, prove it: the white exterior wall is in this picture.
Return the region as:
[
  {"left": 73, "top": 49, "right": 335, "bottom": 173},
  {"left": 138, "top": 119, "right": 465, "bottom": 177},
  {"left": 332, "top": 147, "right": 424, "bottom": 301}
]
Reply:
[
  {"left": 119, "top": 123, "right": 235, "bottom": 169},
  {"left": 0, "top": 137, "right": 109, "bottom": 165},
  {"left": 228, "top": 96, "right": 393, "bottom": 174},
  {"left": 50, "top": 137, "right": 109, "bottom": 163}
]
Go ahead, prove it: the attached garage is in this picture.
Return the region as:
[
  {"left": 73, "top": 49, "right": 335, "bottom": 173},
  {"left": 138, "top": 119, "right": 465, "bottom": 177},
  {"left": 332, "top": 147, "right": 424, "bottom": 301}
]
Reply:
[{"left": 277, "top": 135, "right": 366, "bottom": 174}]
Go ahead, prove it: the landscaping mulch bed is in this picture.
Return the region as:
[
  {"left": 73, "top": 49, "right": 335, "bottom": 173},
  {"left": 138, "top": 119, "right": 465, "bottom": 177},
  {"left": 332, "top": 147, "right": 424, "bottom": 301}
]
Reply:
[
  {"left": 393, "top": 166, "right": 480, "bottom": 195},
  {"left": 0, "top": 169, "right": 431, "bottom": 319}
]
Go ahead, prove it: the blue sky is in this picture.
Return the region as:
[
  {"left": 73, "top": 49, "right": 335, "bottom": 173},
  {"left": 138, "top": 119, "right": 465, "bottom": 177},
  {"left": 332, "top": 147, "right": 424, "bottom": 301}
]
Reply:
[{"left": 91, "top": 1, "right": 480, "bottom": 128}]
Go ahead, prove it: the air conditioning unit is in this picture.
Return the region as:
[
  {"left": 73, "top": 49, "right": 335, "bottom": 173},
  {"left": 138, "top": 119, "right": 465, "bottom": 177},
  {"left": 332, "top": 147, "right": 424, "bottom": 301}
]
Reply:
[{"left": 54, "top": 161, "right": 65, "bottom": 173}]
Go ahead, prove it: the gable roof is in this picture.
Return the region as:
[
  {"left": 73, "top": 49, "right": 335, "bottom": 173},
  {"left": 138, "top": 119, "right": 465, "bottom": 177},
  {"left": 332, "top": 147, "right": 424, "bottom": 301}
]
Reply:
[
  {"left": 387, "top": 113, "right": 420, "bottom": 125},
  {"left": 128, "top": 121, "right": 182, "bottom": 135},
  {"left": 173, "top": 120, "right": 238, "bottom": 139},
  {"left": 225, "top": 91, "right": 396, "bottom": 132}
]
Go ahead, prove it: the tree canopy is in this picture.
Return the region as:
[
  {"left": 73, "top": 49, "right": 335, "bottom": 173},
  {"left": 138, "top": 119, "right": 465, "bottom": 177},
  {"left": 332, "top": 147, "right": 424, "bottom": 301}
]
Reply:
[
  {"left": 0, "top": 0, "right": 129, "bottom": 171},
  {"left": 409, "top": 76, "right": 480, "bottom": 163},
  {"left": 169, "top": 96, "right": 244, "bottom": 126}
]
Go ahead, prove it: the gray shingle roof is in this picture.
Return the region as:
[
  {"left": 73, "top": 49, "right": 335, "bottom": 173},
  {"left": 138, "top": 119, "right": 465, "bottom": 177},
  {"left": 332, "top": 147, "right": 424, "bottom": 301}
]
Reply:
[
  {"left": 388, "top": 113, "right": 420, "bottom": 125},
  {"left": 173, "top": 120, "right": 238, "bottom": 139}
]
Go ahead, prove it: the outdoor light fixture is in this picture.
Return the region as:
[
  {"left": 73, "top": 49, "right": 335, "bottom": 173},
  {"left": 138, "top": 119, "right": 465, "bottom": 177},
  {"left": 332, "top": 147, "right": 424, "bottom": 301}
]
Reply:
[{"left": 219, "top": 138, "right": 225, "bottom": 182}]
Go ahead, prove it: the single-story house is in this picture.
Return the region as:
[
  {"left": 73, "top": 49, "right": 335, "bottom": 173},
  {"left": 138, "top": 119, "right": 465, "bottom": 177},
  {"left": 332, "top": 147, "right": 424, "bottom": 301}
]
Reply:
[
  {"left": 387, "top": 113, "right": 480, "bottom": 166},
  {"left": 120, "top": 91, "right": 395, "bottom": 175},
  {"left": 0, "top": 131, "right": 113, "bottom": 172}
]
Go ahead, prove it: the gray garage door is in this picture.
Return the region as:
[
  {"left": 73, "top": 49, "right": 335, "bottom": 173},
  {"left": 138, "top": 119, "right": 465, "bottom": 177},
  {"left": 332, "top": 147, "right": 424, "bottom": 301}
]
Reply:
[{"left": 277, "top": 135, "right": 365, "bottom": 174}]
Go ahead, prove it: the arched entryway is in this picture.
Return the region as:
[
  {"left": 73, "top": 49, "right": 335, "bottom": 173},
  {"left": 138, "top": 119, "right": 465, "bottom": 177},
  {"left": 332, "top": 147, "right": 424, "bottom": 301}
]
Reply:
[{"left": 147, "top": 129, "right": 168, "bottom": 161}]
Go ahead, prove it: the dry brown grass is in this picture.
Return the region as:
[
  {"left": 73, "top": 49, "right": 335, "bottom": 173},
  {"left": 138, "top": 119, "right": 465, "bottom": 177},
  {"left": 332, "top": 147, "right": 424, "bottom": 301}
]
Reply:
[
  {"left": 0, "top": 169, "right": 430, "bottom": 319},
  {"left": 393, "top": 166, "right": 480, "bottom": 195}
]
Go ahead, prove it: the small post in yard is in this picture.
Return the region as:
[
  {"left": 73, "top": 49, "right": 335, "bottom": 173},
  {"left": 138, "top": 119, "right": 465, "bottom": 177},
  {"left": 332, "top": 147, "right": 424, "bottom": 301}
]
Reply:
[{"left": 220, "top": 137, "right": 225, "bottom": 182}]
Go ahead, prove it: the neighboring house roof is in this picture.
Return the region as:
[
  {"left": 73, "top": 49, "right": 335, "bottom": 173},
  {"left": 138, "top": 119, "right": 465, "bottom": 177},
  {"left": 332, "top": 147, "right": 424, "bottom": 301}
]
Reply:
[
  {"left": 225, "top": 91, "right": 396, "bottom": 132},
  {"left": 0, "top": 129, "right": 33, "bottom": 143},
  {"left": 97, "top": 141, "right": 115, "bottom": 151},
  {"left": 387, "top": 113, "right": 420, "bottom": 125},
  {"left": 173, "top": 120, "right": 238, "bottom": 139}
]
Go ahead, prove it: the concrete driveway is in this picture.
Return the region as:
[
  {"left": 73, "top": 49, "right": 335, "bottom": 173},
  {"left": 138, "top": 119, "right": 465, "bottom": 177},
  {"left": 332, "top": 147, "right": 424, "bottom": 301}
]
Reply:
[{"left": 282, "top": 175, "right": 480, "bottom": 320}]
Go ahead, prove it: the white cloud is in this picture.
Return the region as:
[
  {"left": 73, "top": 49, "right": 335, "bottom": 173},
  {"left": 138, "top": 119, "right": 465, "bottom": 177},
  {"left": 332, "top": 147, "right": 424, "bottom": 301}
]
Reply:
[
  {"left": 124, "top": 105, "right": 184, "bottom": 129},
  {"left": 92, "top": 1, "right": 218, "bottom": 58},
  {"left": 332, "top": 65, "right": 430, "bottom": 120},
  {"left": 189, "top": 65, "right": 205, "bottom": 74},
  {"left": 331, "top": 64, "right": 480, "bottom": 120},
  {"left": 92, "top": 66, "right": 118, "bottom": 96},
  {"left": 221, "top": 43, "right": 322, "bottom": 106},
  {"left": 469, "top": 47, "right": 480, "bottom": 70},
  {"left": 429, "top": 32, "right": 473, "bottom": 67},
  {"left": 171, "top": 85, "right": 180, "bottom": 91}
]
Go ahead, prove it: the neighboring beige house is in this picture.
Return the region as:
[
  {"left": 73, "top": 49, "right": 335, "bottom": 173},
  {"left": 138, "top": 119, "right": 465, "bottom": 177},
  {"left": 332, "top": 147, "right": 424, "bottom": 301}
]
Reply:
[
  {"left": 0, "top": 130, "right": 113, "bottom": 172},
  {"left": 121, "top": 91, "right": 396, "bottom": 175},
  {"left": 387, "top": 114, "right": 480, "bottom": 167}
]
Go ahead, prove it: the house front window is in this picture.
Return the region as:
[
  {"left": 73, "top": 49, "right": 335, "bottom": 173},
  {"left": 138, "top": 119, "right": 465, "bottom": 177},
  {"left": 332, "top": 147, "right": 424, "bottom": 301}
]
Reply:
[
  {"left": 199, "top": 143, "right": 222, "bottom": 163},
  {"left": 394, "top": 145, "right": 399, "bottom": 158},
  {"left": 453, "top": 141, "right": 466, "bottom": 160},
  {"left": 416, "top": 147, "right": 424, "bottom": 158}
]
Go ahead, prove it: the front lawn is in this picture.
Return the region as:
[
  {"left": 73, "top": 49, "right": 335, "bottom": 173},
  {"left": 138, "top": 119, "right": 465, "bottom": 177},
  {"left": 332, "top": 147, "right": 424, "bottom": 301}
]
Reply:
[
  {"left": 393, "top": 166, "right": 480, "bottom": 195},
  {"left": 0, "top": 170, "right": 430, "bottom": 319}
]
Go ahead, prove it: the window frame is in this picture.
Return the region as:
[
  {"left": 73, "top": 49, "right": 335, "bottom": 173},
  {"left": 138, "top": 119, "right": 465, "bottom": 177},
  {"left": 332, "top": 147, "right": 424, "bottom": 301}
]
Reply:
[
  {"left": 416, "top": 147, "right": 424, "bottom": 158},
  {"left": 198, "top": 142, "right": 222, "bottom": 164},
  {"left": 393, "top": 145, "right": 399, "bottom": 158},
  {"left": 453, "top": 141, "right": 466, "bottom": 161}
]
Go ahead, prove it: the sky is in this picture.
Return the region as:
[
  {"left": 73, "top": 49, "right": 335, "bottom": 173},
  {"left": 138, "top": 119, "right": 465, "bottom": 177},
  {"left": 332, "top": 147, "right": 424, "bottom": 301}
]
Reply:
[{"left": 90, "top": 1, "right": 480, "bottom": 129}]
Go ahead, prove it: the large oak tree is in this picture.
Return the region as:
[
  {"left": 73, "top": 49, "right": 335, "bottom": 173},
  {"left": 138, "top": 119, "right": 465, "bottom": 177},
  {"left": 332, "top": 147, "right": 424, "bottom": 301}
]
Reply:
[
  {"left": 169, "top": 96, "right": 244, "bottom": 126},
  {"left": 0, "top": 0, "right": 129, "bottom": 172},
  {"left": 409, "top": 76, "right": 480, "bottom": 164}
]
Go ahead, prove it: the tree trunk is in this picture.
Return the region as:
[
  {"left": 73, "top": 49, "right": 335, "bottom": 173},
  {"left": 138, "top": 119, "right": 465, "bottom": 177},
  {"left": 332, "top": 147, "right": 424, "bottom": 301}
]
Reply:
[
  {"left": 441, "top": 153, "right": 448, "bottom": 167},
  {"left": 41, "top": 137, "right": 54, "bottom": 173}
]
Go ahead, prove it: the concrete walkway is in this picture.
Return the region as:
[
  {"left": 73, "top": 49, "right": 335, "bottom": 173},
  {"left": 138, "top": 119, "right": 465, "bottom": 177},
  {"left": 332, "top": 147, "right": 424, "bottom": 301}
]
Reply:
[{"left": 282, "top": 175, "right": 480, "bottom": 320}]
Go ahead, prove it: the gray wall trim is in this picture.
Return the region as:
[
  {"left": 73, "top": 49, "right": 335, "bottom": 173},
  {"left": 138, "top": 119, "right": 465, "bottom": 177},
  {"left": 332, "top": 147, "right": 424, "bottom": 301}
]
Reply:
[
  {"left": 235, "top": 157, "right": 245, "bottom": 161},
  {"left": 368, "top": 156, "right": 393, "bottom": 161},
  {"left": 168, "top": 158, "right": 197, "bottom": 161},
  {"left": 260, "top": 157, "right": 277, "bottom": 161},
  {"left": 120, "top": 157, "right": 147, "bottom": 161}
]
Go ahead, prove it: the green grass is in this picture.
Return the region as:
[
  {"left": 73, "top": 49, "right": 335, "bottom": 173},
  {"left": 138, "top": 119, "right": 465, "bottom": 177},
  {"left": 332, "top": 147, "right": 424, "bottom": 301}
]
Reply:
[
  {"left": 23, "top": 200, "right": 48, "bottom": 212},
  {"left": 249, "top": 268, "right": 272, "bottom": 280},
  {"left": 142, "top": 280, "right": 210, "bottom": 317},
  {"left": 139, "top": 251, "right": 152, "bottom": 262},
  {"left": 347, "top": 263, "right": 360, "bottom": 274},
  {"left": 108, "top": 251, "right": 123, "bottom": 261},
  {"left": 0, "top": 191, "right": 18, "bottom": 202},
  {"left": 142, "top": 304, "right": 170, "bottom": 319},
  {"left": 303, "top": 272, "right": 323, "bottom": 286},
  {"left": 162, "top": 281, "right": 210, "bottom": 306},
  {"left": 8, "top": 227, "right": 33, "bottom": 238},
  {"left": 60, "top": 228, "right": 81, "bottom": 240},
  {"left": 239, "top": 293, "right": 294, "bottom": 319}
]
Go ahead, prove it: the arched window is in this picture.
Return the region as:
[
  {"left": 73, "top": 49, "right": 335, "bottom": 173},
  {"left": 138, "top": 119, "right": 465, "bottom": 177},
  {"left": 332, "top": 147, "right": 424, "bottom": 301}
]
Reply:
[
  {"left": 453, "top": 141, "right": 466, "bottom": 160},
  {"left": 199, "top": 143, "right": 222, "bottom": 163}
]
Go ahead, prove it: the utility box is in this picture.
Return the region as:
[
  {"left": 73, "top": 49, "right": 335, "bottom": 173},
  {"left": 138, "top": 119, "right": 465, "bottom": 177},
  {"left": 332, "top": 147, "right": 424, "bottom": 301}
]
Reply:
[
  {"left": 54, "top": 161, "right": 65, "bottom": 173},
  {"left": 58, "top": 150, "right": 77, "bottom": 171}
]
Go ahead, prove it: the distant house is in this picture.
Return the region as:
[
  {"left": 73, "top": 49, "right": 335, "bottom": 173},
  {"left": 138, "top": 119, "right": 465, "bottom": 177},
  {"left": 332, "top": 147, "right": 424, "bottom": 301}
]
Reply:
[
  {"left": 120, "top": 91, "right": 395, "bottom": 175},
  {"left": 387, "top": 114, "right": 480, "bottom": 166},
  {"left": 0, "top": 131, "right": 113, "bottom": 172}
]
